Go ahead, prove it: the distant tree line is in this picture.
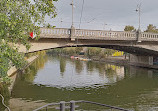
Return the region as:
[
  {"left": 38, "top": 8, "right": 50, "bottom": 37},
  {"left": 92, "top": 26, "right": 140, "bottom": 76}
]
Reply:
[
  {"left": 124, "top": 24, "right": 158, "bottom": 33},
  {"left": 48, "top": 47, "right": 83, "bottom": 56},
  {"left": 48, "top": 47, "right": 118, "bottom": 59}
]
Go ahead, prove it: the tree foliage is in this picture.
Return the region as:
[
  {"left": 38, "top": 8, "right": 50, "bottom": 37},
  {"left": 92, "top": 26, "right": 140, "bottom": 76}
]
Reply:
[
  {"left": 145, "top": 24, "right": 158, "bottom": 33},
  {"left": 124, "top": 25, "right": 136, "bottom": 32},
  {"left": 86, "top": 47, "right": 102, "bottom": 57},
  {"left": 0, "top": 0, "right": 57, "bottom": 78}
]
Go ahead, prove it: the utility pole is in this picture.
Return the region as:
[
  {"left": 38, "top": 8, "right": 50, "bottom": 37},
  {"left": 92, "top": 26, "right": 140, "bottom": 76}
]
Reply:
[
  {"left": 70, "top": 0, "right": 75, "bottom": 41},
  {"left": 136, "top": 3, "right": 141, "bottom": 42},
  {"left": 136, "top": 3, "right": 141, "bottom": 31},
  {"left": 70, "top": 0, "right": 74, "bottom": 28}
]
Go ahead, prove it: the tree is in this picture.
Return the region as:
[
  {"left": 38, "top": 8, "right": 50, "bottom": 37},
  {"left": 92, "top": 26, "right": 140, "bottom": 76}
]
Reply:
[
  {"left": 124, "top": 25, "right": 136, "bottom": 32},
  {"left": 145, "top": 24, "right": 158, "bottom": 33},
  {"left": 0, "top": 0, "right": 57, "bottom": 78},
  {"left": 104, "top": 49, "right": 115, "bottom": 57},
  {"left": 75, "top": 47, "right": 83, "bottom": 55},
  {"left": 86, "top": 47, "right": 102, "bottom": 58}
]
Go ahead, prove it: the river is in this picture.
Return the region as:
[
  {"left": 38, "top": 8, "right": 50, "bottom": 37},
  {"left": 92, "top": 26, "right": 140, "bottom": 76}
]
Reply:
[{"left": 1, "top": 54, "right": 158, "bottom": 111}]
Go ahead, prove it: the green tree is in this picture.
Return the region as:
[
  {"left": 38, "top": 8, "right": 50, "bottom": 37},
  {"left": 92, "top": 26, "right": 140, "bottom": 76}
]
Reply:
[
  {"left": 75, "top": 47, "right": 83, "bottom": 55},
  {"left": 145, "top": 24, "right": 158, "bottom": 33},
  {"left": 104, "top": 49, "right": 115, "bottom": 57},
  {"left": 0, "top": 0, "right": 57, "bottom": 79},
  {"left": 86, "top": 47, "right": 102, "bottom": 58},
  {"left": 124, "top": 25, "right": 135, "bottom": 32}
]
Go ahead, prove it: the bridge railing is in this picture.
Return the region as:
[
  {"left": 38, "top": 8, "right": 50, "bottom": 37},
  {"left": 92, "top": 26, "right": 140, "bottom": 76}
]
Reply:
[
  {"left": 75, "top": 29, "right": 136, "bottom": 40},
  {"left": 39, "top": 28, "right": 158, "bottom": 41},
  {"left": 40, "top": 28, "right": 70, "bottom": 38},
  {"left": 141, "top": 32, "right": 158, "bottom": 41}
]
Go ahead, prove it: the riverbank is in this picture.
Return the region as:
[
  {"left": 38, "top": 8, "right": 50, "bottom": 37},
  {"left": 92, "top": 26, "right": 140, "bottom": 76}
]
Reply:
[
  {"left": 7, "top": 56, "right": 38, "bottom": 77},
  {"left": 8, "top": 55, "right": 39, "bottom": 92},
  {"left": 69, "top": 55, "right": 129, "bottom": 66},
  {"left": 48, "top": 53, "right": 158, "bottom": 69},
  {"left": 93, "top": 56, "right": 158, "bottom": 70},
  {"left": 48, "top": 53, "right": 129, "bottom": 66},
  {"left": 91, "top": 56, "right": 129, "bottom": 65}
]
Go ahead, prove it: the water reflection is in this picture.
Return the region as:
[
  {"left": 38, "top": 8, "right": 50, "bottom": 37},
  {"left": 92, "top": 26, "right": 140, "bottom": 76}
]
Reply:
[
  {"left": 75, "top": 60, "right": 83, "bottom": 74},
  {"left": 31, "top": 56, "right": 126, "bottom": 88},
  {"left": 9, "top": 55, "right": 158, "bottom": 111},
  {"left": 22, "top": 55, "right": 48, "bottom": 82},
  {"left": 59, "top": 57, "right": 66, "bottom": 77}
]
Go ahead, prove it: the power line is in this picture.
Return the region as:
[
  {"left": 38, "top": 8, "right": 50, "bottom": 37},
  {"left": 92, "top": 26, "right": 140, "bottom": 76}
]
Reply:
[{"left": 79, "top": 0, "right": 85, "bottom": 29}]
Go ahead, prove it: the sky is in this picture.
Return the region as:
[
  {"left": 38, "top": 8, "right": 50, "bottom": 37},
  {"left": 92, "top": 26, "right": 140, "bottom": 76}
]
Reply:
[{"left": 47, "top": 0, "right": 158, "bottom": 31}]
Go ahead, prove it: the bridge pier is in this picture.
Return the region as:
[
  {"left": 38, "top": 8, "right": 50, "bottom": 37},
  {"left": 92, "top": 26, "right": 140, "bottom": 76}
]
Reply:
[
  {"left": 70, "top": 26, "right": 75, "bottom": 41},
  {"left": 129, "top": 54, "right": 153, "bottom": 67}
]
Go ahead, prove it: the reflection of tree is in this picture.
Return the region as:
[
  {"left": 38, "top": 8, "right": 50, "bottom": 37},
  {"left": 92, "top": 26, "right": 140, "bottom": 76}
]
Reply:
[
  {"left": 13, "top": 53, "right": 49, "bottom": 99},
  {"left": 23, "top": 65, "right": 37, "bottom": 82},
  {"left": 105, "top": 64, "right": 116, "bottom": 74},
  {"left": 95, "top": 63, "right": 105, "bottom": 76},
  {"left": 0, "top": 84, "right": 10, "bottom": 111},
  {"left": 59, "top": 57, "right": 66, "bottom": 77},
  {"left": 104, "top": 64, "right": 118, "bottom": 83},
  {"left": 86, "top": 61, "right": 118, "bottom": 78},
  {"left": 11, "top": 69, "right": 158, "bottom": 111},
  {"left": 11, "top": 55, "right": 158, "bottom": 111},
  {"left": 86, "top": 61, "right": 95, "bottom": 73},
  {"left": 75, "top": 60, "right": 83, "bottom": 74},
  {"left": 23, "top": 51, "right": 48, "bottom": 82}
]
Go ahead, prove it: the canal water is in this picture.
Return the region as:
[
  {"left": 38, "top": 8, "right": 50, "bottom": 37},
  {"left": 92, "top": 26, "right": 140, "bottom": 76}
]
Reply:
[{"left": 2, "top": 54, "right": 158, "bottom": 111}]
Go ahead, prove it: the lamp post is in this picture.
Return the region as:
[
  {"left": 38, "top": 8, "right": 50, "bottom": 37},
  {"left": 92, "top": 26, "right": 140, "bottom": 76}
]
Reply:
[
  {"left": 136, "top": 3, "right": 141, "bottom": 31},
  {"left": 136, "top": 3, "right": 141, "bottom": 42},
  {"left": 70, "top": 0, "right": 75, "bottom": 41},
  {"left": 70, "top": 0, "right": 74, "bottom": 28}
]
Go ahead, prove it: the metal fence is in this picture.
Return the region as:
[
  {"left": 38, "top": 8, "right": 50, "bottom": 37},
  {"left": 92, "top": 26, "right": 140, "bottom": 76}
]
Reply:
[{"left": 33, "top": 100, "right": 132, "bottom": 111}]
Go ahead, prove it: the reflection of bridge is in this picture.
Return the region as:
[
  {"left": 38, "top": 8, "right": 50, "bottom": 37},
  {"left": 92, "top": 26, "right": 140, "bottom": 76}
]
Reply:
[{"left": 19, "top": 27, "right": 158, "bottom": 67}]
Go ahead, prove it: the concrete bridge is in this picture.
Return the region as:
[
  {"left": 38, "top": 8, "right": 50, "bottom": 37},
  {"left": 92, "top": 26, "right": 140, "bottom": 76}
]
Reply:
[{"left": 19, "top": 27, "right": 158, "bottom": 67}]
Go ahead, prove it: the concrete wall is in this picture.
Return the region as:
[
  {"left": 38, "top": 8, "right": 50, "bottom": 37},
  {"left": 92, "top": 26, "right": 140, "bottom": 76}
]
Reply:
[
  {"left": 7, "top": 56, "right": 38, "bottom": 77},
  {"left": 130, "top": 54, "right": 153, "bottom": 66}
]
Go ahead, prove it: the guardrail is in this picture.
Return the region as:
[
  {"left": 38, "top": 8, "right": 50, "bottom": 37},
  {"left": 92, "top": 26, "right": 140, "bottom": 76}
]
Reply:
[
  {"left": 75, "top": 29, "right": 136, "bottom": 38},
  {"left": 33, "top": 100, "right": 132, "bottom": 111},
  {"left": 40, "top": 28, "right": 70, "bottom": 38},
  {"left": 141, "top": 32, "right": 158, "bottom": 41},
  {"left": 39, "top": 28, "right": 158, "bottom": 41}
]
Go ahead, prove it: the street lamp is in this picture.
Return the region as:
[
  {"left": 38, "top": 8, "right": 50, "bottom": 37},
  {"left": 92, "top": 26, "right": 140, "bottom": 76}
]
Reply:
[
  {"left": 70, "top": 0, "right": 75, "bottom": 41},
  {"left": 136, "top": 3, "right": 141, "bottom": 31},
  {"left": 136, "top": 3, "right": 142, "bottom": 42},
  {"left": 70, "top": 0, "right": 74, "bottom": 28}
]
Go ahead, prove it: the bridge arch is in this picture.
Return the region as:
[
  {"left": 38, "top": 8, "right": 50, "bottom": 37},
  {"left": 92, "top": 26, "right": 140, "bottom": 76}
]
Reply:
[
  {"left": 18, "top": 37, "right": 158, "bottom": 57},
  {"left": 17, "top": 27, "right": 158, "bottom": 68}
]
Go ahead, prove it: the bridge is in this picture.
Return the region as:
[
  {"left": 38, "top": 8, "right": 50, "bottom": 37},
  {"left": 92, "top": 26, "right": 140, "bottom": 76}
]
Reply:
[{"left": 18, "top": 27, "right": 158, "bottom": 67}]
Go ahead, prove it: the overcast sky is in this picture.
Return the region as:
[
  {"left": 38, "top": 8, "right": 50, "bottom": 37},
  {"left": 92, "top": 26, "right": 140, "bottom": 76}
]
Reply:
[{"left": 47, "top": 0, "right": 158, "bottom": 31}]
